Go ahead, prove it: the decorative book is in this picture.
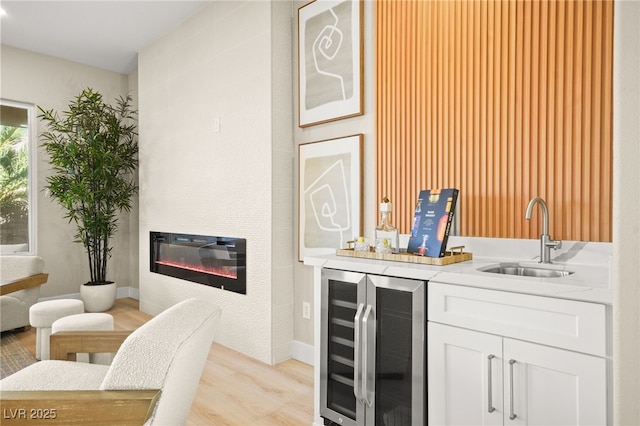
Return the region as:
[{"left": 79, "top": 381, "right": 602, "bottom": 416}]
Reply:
[{"left": 407, "top": 188, "right": 459, "bottom": 258}]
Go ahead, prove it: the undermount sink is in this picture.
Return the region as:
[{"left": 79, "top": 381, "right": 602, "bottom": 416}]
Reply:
[{"left": 480, "top": 264, "right": 574, "bottom": 278}]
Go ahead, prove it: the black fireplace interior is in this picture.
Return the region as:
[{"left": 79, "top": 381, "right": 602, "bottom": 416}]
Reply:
[{"left": 150, "top": 232, "right": 246, "bottom": 294}]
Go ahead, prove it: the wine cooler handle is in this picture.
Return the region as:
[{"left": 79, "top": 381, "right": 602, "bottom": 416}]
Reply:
[
  {"left": 487, "top": 354, "right": 496, "bottom": 413},
  {"left": 362, "top": 304, "right": 375, "bottom": 408},
  {"left": 353, "top": 303, "right": 365, "bottom": 402},
  {"left": 509, "top": 359, "right": 517, "bottom": 420}
]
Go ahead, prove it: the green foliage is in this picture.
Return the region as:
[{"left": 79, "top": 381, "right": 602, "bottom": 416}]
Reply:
[
  {"left": 39, "top": 88, "right": 138, "bottom": 284},
  {"left": 0, "top": 126, "right": 29, "bottom": 241},
  {"left": 0, "top": 126, "right": 28, "bottom": 210}
]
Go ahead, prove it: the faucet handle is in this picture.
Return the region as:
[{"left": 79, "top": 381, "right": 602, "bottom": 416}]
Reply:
[{"left": 546, "top": 239, "right": 562, "bottom": 250}]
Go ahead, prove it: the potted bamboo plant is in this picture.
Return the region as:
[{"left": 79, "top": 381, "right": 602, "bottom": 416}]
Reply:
[{"left": 39, "top": 88, "right": 138, "bottom": 312}]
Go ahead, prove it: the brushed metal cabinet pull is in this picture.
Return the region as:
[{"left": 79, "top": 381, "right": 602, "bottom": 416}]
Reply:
[
  {"left": 362, "top": 304, "right": 374, "bottom": 407},
  {"left": 487, "top": 354, "right": 496, "bottom": 413},
  {"left": 353, "top": 303, "right": 365, "bottom": 402},
  {"left": 509, "top": 359, "right": 517, "bottom": 420}
]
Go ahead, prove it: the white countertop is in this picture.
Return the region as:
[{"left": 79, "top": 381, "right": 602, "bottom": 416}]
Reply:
[{"left": 304, "top": 237, "right": 613, "bottom": 305}]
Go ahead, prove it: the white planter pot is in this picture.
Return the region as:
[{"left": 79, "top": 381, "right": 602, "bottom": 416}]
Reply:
[{"left": 81, "top": 281, "right": 117, "bottom": 312}]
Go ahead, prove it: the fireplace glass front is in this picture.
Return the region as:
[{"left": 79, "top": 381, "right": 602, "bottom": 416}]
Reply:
[{"left": 150, "top": 232, "right": 246, "bottom": 294}]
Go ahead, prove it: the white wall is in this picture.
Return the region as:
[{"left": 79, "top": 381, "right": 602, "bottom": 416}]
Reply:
[
  {"left": 613, "top": 1, "right": 640, "bottom": 424},
  {"left": 0, "top": 45, "right": 137, "bottom": 298},
  {"left": 137, "top": 1, "right": 293, "bottom": 364},
  {"left": 270, "top": 0, "right": 296, "bottom": 363},
  {"left": 292, "top": 0, "right": 376, "bottom": 350}
]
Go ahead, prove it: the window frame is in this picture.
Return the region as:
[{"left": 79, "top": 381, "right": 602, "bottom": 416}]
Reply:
[{"left": 0, "top": 99, "right": 38, "bottom": 255}]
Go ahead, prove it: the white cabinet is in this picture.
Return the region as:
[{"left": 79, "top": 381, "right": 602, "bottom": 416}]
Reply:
[
  {"left": 504, "top": 337, "right": 606, "bottom": 425},
  {"left": 428, "top": 282, "right": 609, "bottom": 426},
  {"left": 428, "top": 322, "right": 503, "bottom": 426}
]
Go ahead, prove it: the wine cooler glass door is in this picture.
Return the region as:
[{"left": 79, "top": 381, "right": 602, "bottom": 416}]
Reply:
[
  {"left": 366, "top": 275, "right": 426, "bottom": 426},
  {"left": 321, "top": 270, "right": 425, "bottom": 426},
  {"left": 320, "top": 269, "right": 367, "bottom": 426}
]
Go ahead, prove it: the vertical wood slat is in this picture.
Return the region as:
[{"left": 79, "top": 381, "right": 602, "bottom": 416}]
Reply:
[{"left": 375, "top": 0, "right": 613, "bottom": 242}]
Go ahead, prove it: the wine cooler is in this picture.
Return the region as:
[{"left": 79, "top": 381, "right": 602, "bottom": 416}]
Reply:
[{"left": 320, "top": 268, "right": 426, "bottom": 426}]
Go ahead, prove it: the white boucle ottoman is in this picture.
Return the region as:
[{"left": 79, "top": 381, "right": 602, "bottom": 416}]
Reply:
[
  {"left": 29, "top": 299, "right": 84, "bottom": 360},
  {"left": 52, "top": 313, "right": 114, "bottom": 365}
]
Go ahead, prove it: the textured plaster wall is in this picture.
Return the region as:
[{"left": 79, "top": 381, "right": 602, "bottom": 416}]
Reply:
[
  {"left": 613, "top": 1, "right": 640, "bottom": 423},
  {"left": 270, "top": 0, "right": 295, "bottom": 363},
  {"left": 137, "top": 1, "right": 293, "bottom": 364},
  {"left": 0, "top": 45, "right": 135, "bottom": 297}
]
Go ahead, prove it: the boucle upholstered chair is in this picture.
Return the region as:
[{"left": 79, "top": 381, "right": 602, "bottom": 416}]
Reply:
[
  {"left": 0, "top": 298, "right": 221, "bottom": 425},
  {"left": 0, "top": 255, "right": 48, "bottom": 332}
]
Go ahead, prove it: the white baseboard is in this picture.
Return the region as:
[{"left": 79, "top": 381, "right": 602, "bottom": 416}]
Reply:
[
  {"left": 291, "top": 340, "right": 314, "bottom": 366},
  {"left": 39, "top": 286, "right": 139, "bottom": 303},
  {"left": 117, "top": 286, "right": 139, "bottom": 300}
]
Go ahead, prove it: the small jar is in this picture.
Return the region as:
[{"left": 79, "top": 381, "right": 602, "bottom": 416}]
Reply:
[{"left": 354, "top": 236, "right": 370, "bottom": 252}]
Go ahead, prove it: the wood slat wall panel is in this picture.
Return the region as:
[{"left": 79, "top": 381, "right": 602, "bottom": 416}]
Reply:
[{"left": 375, "top": 0, "right": 613, "bottom": 241}]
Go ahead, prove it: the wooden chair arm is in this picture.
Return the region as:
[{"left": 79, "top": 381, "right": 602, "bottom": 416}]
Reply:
[
  {"left": 0, "top": 273, "right": 48, "bottom": 296},
  {"left": 0, "top": 389, "right": 160, "bottom": 425},
  {"left": 50, "top": 330, "right": 133, "bottom": 361}
]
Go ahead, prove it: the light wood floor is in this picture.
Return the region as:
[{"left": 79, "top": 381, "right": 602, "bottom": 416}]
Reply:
[{"left": 14, "top": 298, "right": 315, "bottom": 426}]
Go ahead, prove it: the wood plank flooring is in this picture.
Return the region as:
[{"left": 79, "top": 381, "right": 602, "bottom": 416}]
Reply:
[{"left": 14, "top": 298, "right": 314, "bottom": 425}]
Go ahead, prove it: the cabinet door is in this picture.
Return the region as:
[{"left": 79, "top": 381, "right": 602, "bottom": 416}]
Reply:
[
  {"left": 504, "top": 339, "right": 607, "bottom": 426},
  {"left": 320, "top": 269, "right": 367, "bottom": 426},
  {"left": 428, "top": 322, "right": 503, "bottom": 426},
  {"left": 367, "top": 275, "right": 425, "bottom": 426}
]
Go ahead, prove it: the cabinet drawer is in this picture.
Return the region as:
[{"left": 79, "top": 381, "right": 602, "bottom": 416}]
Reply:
[{"left": 428, "top": 282, "right": 607, "bottom": 356}]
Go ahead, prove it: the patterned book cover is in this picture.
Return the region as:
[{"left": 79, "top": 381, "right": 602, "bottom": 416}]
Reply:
[{"left": 407, "top": 188, "right": 459, "bottom": 258}]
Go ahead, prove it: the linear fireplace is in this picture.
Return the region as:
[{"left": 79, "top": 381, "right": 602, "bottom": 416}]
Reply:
[{"left": 150, "top": 232, "right": 246, "bottom": 294}]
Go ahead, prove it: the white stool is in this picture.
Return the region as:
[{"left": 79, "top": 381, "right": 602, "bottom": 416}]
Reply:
[
  {"left": 52, "top": 313, "right": 114, "bottom": 365},
  {"left": 29, "top": 299, "right": 84, "bottom": 360}
]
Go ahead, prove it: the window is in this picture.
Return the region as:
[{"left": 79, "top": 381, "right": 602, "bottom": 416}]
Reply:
[{"left": 0, "top": 100, "right": 37, "bottom": 254}]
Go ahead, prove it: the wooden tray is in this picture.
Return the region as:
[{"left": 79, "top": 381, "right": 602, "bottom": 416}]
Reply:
[{"left": 336, "top": 246, "right": 472, "bottom": 266}]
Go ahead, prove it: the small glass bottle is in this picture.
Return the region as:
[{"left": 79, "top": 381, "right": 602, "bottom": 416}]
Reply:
[{"left": 375, "top": 197, "right": 400, "bottom": 254}]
